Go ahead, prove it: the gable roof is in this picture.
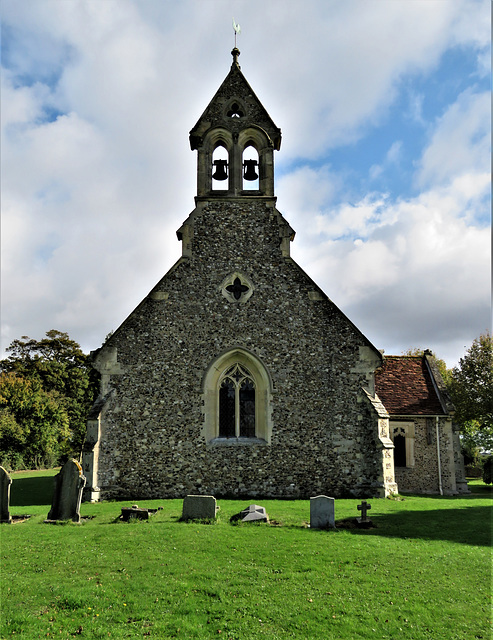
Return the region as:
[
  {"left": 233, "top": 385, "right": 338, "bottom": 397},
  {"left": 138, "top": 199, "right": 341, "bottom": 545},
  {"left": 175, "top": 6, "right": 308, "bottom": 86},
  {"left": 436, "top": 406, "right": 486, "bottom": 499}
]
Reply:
[
  {"left": 189, "top": 49, "right": 281, "bottom": 151},
  {"left": 375, "top": 355, "right": 446, "bottom": 416}
]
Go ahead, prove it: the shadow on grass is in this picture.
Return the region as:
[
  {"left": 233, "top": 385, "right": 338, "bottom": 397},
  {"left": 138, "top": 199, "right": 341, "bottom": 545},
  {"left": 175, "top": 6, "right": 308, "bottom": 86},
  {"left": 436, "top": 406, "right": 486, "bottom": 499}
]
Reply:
[
  {"left": 343, "top": 504, "right": 492, "bottom": 547},
  {"left": 10, "top": 475, "right": 54, "bottom": 506}
]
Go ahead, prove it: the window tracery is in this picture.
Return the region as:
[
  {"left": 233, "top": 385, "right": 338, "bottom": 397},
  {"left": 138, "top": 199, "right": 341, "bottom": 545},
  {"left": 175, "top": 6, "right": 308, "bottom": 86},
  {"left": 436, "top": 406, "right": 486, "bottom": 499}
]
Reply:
[
  {"left": 201, "top": 348, "right": 272, "bottom": 444},
  {"left": 221, "top": 273, "right": 254, "bottom": 303},
  {"left": 226, "top": 102, "right": 245, "bottom": 118},
  {"left": 218, "top": 364, "right": 256, "bottom": 438}
]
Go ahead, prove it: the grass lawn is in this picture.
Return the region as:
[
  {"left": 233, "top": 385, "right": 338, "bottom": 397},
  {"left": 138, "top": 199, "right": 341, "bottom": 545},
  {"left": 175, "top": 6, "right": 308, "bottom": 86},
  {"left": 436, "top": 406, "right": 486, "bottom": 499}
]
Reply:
[{"left": 1, "top": 471, "right": 491, "bottom": 639}]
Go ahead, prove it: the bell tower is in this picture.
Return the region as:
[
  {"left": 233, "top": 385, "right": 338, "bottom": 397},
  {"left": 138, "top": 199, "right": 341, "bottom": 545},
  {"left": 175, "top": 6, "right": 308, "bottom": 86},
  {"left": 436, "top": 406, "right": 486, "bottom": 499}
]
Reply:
[{"left": 189, "top": 48, "right": 281, "bottom": 198}]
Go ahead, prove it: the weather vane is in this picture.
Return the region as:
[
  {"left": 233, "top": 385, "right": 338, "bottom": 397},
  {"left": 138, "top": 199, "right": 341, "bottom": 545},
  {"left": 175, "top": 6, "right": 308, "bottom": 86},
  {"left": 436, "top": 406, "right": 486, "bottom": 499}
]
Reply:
[{"left": 232, "top": 18, "right": 241, "bottom": 48}]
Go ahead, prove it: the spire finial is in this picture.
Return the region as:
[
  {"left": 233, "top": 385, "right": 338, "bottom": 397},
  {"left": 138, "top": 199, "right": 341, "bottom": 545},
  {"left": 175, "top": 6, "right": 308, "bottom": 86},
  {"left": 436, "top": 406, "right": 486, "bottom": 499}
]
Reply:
[{"left": 231, "top": 47, "right": 240, "bottom": 67}]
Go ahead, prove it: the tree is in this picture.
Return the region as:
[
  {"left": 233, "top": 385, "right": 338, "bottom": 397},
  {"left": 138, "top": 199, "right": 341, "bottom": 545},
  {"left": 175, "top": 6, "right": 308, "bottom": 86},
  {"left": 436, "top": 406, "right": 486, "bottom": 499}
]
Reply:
[
  {"left": 0, "top": 373, "right": 70, "bottom": 469},
  {"left": 0, "top": 408, "right": 26, "bottom": 469},
  {"left": 401, "top": 347, "right": 451, "bottom": 383},
  {"left": 0, "top": 330, "right": 99, "bottom": 467},
  {"left": 449, "top": 333, "right": 493, "bottom": 452}
]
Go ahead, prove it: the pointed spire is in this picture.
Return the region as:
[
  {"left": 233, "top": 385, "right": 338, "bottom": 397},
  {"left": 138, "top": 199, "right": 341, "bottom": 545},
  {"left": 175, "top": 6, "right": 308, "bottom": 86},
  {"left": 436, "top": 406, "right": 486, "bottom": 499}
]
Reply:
[{"left": 231, "top": 47, "right": 240, "bottom": 68}]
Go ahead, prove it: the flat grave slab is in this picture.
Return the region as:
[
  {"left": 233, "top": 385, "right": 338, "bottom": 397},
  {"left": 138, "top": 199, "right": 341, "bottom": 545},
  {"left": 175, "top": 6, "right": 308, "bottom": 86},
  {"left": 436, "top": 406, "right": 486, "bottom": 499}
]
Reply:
[{"left": 120, "top": 505, "right": 161, "bottom": 521}]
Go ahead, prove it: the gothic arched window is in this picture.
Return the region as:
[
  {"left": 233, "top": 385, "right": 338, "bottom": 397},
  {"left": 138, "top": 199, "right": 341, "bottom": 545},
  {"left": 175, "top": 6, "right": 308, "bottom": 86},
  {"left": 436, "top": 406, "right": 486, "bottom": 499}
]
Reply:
[
  {"left": 219, "top": 364, "right": 256, "bottom": 438},
  {"left": 212, "top": 145, "right": 229, "bottom": 190},
  {"left": 242, "top": 144, "right": 259, "bottom": 191},
  {"left": 202, "top": 348, "right": 272, "bottom": 444}
]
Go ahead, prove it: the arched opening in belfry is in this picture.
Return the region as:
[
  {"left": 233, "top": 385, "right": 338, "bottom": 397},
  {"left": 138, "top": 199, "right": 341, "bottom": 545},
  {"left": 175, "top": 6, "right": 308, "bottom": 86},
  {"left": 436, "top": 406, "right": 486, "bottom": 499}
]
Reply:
[
  {"left": 212, "top": 145, "right": 229, "bottom": 190},
  {"left": 242, "top": 145, "right": 259, "bottom": 191}
]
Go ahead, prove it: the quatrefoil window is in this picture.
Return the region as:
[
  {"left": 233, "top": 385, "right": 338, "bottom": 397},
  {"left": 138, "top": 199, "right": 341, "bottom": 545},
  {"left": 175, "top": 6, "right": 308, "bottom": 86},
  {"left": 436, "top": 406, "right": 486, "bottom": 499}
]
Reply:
[
  {"left": 221, "top": 273, "right": 254, "bottom": 303},
  {"left": 226, "top": 277, "right": 249, "bottom": 300}
]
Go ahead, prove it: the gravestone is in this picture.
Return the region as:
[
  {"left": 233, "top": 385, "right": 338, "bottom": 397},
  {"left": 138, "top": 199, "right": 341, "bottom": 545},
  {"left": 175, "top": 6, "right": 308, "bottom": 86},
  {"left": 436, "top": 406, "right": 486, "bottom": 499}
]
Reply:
[
  {"left": 0, "top": 467, "right": 12, "bottom": 524},
  {"left": 230, "top": 504, "right": 269, "bottom": 523},
  {"left": 356, "top": 500, "right": 373, "bottom": 528},
  {"left": 310, "top": 495, "right": 335, "bottom": 529},
  {"left": 181, "top": 495, "right": 217, "bottom": 520},
  {"left": 46, "top": 459, "right": 86, "bottom": 523}
]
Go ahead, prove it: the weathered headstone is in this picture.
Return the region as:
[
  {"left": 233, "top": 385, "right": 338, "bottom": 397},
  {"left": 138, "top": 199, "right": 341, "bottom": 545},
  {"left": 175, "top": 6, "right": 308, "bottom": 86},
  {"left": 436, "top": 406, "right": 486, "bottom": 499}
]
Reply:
[
  {"left": 230, "top": 504, "right": 269, "bottom": 523},
  {"left": 310, "top": 495, "right": 335, "bottom": 529},
  {"left": 0, "top": 467, "right": 12, "bottom": 524},
  {"left": 356, "top": 500, "right": 373, "bottom": 527},
  {"left": 46, "top": 459, "right": 86, "bottom": 523},
  {"left": 181, "top": 495, "right": 217, "bottom": 520}
]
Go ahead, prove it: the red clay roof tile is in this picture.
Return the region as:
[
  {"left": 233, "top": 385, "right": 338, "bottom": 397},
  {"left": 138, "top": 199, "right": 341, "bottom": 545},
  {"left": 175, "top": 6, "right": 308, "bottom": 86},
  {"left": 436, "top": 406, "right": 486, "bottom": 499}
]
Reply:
[{"left": 375, "top": 355, "right": 445, "bottom": 415}]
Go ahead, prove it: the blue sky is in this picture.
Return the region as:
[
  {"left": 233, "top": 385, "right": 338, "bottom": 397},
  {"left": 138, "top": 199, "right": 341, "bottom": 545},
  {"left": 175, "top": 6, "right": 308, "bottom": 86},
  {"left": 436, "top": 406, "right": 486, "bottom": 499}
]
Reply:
[{"left": 1, "top": 0, "right": 490, "bottom": 367}]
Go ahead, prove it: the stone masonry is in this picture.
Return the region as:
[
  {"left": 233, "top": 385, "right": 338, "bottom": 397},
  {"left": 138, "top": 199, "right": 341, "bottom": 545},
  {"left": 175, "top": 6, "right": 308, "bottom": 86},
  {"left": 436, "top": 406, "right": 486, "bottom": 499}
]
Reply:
[{"left": 82, "top": 49, "right": 397, "bottom": 501}]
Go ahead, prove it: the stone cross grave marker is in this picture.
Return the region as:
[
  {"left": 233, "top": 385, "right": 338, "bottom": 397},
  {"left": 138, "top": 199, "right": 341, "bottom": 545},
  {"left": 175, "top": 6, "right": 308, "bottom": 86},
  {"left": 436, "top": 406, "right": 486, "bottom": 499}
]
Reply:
[
  {"left": 310, "top": 495, "right": 335, "bottom": 529},
  {"left": 181, "top": 495, "right": 217, "bottom": 521},
  {"left": 357, "top": 500, "right": 372, "bottom": 524},
  {"left": 46, "top": 459, "right": 86, "bottom": 523},
  {"left": 0, "top": 466, "right": 12, "bottom": 524}
]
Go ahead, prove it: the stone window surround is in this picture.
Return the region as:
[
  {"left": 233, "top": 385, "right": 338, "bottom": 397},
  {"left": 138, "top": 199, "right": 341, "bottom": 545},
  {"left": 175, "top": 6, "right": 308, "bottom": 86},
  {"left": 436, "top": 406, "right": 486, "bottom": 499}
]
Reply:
[
  {"left": 201, "top": 347, "right": 273, "bottom": 445},
  {"left": 390, "top": 421, "right": 415, "bottom": 468},
  {"left": 221, "top": 272, "right": 254, "bottom": 304}
]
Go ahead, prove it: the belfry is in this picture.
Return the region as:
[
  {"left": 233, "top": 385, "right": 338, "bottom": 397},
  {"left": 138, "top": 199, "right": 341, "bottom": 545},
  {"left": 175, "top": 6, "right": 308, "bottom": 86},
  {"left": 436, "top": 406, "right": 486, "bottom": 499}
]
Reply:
[
  {"left": 83, "top": 49, "right": 467, "bottom": 501},
  {"left": 189, "top": 47, "right": 280, "bottom": 199}
]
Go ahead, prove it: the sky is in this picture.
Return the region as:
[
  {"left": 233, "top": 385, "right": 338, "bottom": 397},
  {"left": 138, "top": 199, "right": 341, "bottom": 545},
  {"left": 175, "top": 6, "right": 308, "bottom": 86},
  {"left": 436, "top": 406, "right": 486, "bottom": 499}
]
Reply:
[{"left": 1, "top": 0, "right": 490, "bottom": 368}]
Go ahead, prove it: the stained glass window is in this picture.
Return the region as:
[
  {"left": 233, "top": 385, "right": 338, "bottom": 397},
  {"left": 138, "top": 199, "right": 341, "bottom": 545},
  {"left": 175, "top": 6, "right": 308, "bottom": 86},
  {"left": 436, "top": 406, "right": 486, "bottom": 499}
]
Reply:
[
  {"left": 219, "top": 379, "right": 235, "bottom": 437},
  {"left": 218, "top": 364, "right": 256, "bottom": 438}
]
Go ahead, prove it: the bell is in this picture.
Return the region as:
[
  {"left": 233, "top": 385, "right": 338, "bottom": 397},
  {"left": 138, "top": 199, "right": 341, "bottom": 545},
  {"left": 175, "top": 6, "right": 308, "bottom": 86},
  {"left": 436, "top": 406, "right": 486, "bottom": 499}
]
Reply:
[
  {"left": 212, "top": 159, "right": 228, "bottom": 181},
  {"left": 243, "top": 159, "right": 258, "bottom": 181}
]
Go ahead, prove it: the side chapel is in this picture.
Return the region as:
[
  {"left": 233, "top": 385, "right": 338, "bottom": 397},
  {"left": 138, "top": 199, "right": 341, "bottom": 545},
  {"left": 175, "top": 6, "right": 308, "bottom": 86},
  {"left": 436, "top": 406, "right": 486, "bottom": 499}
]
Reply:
[{"left": 82, "top": 49, "right": 468, "bottom": 501}]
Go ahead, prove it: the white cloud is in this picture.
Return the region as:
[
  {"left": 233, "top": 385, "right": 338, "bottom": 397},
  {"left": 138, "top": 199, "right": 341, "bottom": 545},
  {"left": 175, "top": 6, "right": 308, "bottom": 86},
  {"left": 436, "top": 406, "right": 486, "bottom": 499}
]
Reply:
[
  {"left": 416, "top": 89, "right": 490, "bottom": 189},
  {"left": 1, "top": 0, "right": 490, "bottom": 368},
  {"left": 282, "top": 170, "right": 489, "bottom": 366}
]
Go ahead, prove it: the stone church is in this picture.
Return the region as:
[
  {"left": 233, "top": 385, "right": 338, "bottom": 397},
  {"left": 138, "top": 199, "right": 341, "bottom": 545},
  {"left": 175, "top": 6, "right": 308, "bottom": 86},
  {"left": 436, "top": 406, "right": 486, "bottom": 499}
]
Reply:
[{"left": 82, "top": 49, "right": 467, "bottom": 501}]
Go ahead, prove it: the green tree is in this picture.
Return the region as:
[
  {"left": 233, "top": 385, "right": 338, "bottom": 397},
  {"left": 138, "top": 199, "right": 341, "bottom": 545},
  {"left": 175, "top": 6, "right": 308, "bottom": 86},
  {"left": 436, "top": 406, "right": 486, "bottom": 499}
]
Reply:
[
  {"left": 401, "top": 347, "right": 451, "bottom": 383},
  {"left": 0, "top": 408, "right": 26, "bottom": 469},
  {"left": 0, "top": 372, "right": 70, "bottom": 469},
  {"left": 449, "top": 333, "right": 493, "bottom": 452},
  {"left": 0, "top": 330, "right": 99, "bottom": 465}
]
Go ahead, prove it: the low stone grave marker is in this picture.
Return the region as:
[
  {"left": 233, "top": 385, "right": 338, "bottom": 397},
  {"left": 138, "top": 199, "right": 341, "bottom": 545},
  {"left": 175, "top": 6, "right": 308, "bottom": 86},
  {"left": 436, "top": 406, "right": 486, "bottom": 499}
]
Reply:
[
  {"left": 46, "top": 459, "right": 86, "bottom": 523},
  {"left": 120, "top": 505, "right": 161, "bottom": 521},
  {"left": 0, "top": 466, "right": 12, "bottom": 524},
  {"left": 310, "top": 495, "right": 335, "bottom": 529},
  {"left": 230, "top": 504, "right": 269, "bottom": 523},
  {"left": 181, "top": 495, "right": 217, "bottom": 521},
  {"left": 356, "top": 500, "right": 373, "bottom": 528}
]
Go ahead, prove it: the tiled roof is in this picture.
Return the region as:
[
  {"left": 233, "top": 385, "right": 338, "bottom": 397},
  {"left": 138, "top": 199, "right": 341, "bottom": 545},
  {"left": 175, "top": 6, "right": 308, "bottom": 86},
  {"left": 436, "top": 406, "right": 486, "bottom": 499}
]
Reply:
[{"left": 375, "top": 356, "right": 445, "bottom": 416}]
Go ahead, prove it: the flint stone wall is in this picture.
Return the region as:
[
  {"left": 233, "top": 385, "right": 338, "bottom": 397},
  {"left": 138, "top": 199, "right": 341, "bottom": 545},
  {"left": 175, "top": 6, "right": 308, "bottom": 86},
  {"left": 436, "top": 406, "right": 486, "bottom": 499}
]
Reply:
[
  {"left": 393, "top": 417, "right": 457, "bottom": 495},
  {"left": 83, "top": 199, "right": 390, "bottom": 500}
]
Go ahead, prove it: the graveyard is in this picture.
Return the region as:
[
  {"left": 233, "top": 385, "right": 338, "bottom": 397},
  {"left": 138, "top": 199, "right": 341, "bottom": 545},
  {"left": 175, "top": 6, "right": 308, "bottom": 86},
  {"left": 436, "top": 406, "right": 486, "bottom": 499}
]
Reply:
[{"left": 1, "top": 467, "right": 491, "bottom": 639}]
